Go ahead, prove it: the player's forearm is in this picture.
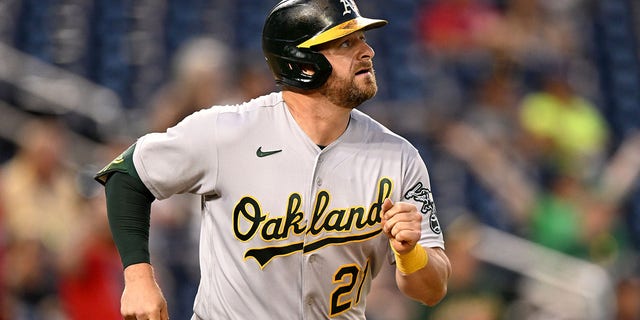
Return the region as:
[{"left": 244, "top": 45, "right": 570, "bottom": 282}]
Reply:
[
  {"left": 105, "top": 171, "right": 155, "bottom": 268},
  {"left": 395, "top": 246, "right": 451, "bottom": 306}
]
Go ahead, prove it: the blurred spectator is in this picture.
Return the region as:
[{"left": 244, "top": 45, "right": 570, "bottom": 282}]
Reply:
[
  {"left": 528, "top": 168, "right": 629, "bottom": 266},
  {"left": 0, "top": 117, "right": 82, "bottom": 255},
  {"left": 0, "top": 117, "right": 82, "bottom": 318},
  {"left": 146, "top": 36, "right": 233, "bottom": 132},
  {"left": 519, "top": 67, "right": 610, "bottom": 180},
  {"left": 528, "top": 171, "right": 592, "bottom": 257}
]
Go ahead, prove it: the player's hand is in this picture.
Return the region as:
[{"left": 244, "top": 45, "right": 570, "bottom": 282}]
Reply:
[
  {"left": 381, "top": 198, "right": 422, "bottom": 254},
  {"left": 121, "top": 263, "right": 169, "bottom": 320}
]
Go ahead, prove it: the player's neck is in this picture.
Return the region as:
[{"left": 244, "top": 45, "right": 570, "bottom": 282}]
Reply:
[{"left": 283, "top": 90, "right": 351, "bottom": 147}]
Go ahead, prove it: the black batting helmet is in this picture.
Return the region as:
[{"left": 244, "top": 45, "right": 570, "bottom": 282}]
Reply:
[{"left": 262, "top": 0, "right": 387, "bottom": 90}]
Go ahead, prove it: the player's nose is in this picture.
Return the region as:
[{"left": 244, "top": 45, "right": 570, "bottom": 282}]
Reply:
[{"left": 359, "top": 41, "right": 375, "bottom": 60}]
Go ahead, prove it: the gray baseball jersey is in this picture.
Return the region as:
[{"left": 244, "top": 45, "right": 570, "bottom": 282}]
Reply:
[{"left": 132, "top": 91, "right": 444, "bottom": 319}]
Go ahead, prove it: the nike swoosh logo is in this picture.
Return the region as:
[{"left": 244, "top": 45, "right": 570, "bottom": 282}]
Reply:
[{"left": 256, "top": 147, "right": 282, "bottom": 157}]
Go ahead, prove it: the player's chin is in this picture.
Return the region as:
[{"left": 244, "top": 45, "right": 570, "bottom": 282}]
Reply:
[
  {"left": 354, "top": 77, "right": 377, "bottom": 97},
  {"left": 362, "top": 84, "right": 378, "bottom": 100}
]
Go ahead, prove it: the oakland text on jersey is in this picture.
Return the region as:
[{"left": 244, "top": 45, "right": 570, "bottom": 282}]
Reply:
[{"left": 233, "top": 177, "right": 393, "bottom": 268}]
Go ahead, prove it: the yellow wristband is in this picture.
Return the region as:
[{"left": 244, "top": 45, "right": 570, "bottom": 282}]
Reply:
[{"left": 392, "top": 243, "right": 429, "bottom": 274}]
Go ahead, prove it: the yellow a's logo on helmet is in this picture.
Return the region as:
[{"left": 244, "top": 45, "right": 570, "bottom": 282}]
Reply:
[{"left": 339, "top": 0, "right": 355, "bottom": 15}]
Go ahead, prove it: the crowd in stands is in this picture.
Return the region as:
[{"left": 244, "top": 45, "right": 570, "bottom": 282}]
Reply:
[{"left": 1, "top": 0, "right": 639, "bottom": 319}]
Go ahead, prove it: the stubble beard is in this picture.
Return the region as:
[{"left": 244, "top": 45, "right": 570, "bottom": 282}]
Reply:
[{"left": 321, "top": 69, "right": 378, "bottom": 109}]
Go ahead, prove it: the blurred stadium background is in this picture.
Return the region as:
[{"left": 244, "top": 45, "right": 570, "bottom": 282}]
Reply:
[{"left": 1, "top": 0, "right": 639, "bottom": 319}]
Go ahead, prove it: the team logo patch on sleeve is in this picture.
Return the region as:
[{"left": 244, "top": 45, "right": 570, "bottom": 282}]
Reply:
[
  {"left": 429, "top": 213, "right": 441, "bottom": 234},
  {"left": 404, "top": 182, "right": 435, "bottom": 215},
  {"left": 404, "top": 182, "right": 441, "bottom": 234}
]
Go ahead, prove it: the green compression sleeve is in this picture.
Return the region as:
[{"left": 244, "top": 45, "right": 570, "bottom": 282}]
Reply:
[{"left": 104, "top": 171, "right": 155, "bottom": 268}]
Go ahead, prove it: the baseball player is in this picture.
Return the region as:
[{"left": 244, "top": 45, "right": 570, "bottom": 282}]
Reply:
[{"left": 95, "top": 0, "right": 451, "bottom": 319}]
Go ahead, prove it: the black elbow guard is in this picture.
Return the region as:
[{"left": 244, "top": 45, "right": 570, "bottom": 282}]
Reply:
[{"left": 98, "top": 144, "right": 156, "bottom": 268}]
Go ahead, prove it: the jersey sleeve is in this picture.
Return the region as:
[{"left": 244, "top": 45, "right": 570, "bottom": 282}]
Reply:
[
  {"left": 401, "top": 145, "right": 444, "bottom": 249},
  {"left": 133, "top": 109, "right": 219, "bottom": 199},
  {"left": 94, "top": 143, "right": 139, "bottom": 185}
]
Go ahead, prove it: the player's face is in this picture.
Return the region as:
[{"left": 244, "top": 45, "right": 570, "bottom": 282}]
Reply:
[{"left": 316, "top": 31, "right": 378, "bottom": 109}]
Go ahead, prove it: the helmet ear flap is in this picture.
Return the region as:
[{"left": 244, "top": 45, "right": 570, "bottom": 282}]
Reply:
[
  {"left": 263, "top": 41, "right": 332, "bottom": 90},
  {"left": 278, "top": 45, "right": 332, "bottom": 89}
]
